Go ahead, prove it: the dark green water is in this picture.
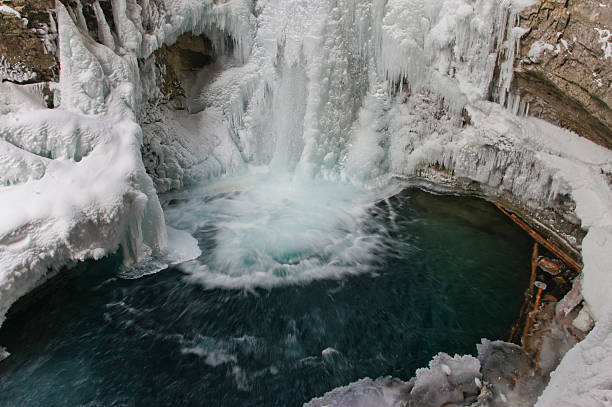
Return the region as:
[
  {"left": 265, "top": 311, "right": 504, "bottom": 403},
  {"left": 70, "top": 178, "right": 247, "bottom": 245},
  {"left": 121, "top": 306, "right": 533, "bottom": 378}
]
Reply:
[{"left": 0, "top": 189, "right": 532, "bottom": 406}]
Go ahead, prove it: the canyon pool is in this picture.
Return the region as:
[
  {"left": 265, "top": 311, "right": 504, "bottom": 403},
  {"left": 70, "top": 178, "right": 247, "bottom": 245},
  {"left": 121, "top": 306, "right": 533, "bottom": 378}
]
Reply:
[{"left": 0, "top": 186, "right": 532, "bottom": 406}]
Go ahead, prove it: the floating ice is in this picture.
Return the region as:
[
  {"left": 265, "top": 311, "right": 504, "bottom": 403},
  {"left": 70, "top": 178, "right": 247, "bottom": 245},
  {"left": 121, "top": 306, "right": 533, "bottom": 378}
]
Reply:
[{"left": 116, "top": 225, "right": 201, "bottom": 279}]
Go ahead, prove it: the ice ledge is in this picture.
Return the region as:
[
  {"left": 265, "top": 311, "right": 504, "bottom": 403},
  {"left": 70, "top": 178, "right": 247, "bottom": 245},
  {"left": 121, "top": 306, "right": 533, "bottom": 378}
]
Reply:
[
  {"left": 0, "top": 114, "right": 166, "bottom": 326},
  {"left": 0, "top": 2, "right": 168, "bottom": 326},
  {"left": 390, "top": 98, "right": 612, "bottom": 322}
]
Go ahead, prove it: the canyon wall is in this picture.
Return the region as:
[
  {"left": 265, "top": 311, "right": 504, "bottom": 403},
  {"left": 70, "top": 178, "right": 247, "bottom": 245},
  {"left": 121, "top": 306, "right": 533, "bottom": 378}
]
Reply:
[{"left": 513, "top": 0, "right": 612, "bottom": 149}]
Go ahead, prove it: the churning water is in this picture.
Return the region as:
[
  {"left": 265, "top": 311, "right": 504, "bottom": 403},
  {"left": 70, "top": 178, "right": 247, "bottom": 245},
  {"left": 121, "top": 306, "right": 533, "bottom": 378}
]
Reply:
[{"left": 0, "top": 182, "right": 532, "bottom": 407}]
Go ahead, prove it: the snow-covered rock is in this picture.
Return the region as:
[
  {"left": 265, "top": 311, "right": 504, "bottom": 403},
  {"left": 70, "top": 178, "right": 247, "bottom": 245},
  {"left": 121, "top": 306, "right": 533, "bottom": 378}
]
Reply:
[{"left": 536, "top": 311, "right": 612, "bottom": 406}]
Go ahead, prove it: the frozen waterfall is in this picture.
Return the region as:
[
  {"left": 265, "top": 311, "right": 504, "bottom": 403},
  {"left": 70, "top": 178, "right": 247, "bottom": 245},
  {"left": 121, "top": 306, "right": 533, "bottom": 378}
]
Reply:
[{"left": 158, "top": 0, "right": 540, "bottom": 182}]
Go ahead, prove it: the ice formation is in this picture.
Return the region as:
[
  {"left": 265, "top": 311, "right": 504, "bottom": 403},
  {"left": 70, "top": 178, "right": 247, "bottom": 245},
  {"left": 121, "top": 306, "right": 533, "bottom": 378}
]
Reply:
[
  {"left": 0, "top": 0, "right": 204, "bottom": 325},
  {"left": 305, "top": 353, "right": 483, "bottom": 407},
  {"left": 1, "top": 0, "right": 611, "bottom": 404},
  {"left": 0, "top": 56, "right": 37, "bottom": 83}
]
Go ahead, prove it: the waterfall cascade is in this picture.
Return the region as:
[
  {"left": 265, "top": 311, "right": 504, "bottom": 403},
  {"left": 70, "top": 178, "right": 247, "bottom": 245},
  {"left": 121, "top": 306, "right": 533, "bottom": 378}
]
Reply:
[{"left": 143, "top": 0, "right": 539, "bottom": 184}]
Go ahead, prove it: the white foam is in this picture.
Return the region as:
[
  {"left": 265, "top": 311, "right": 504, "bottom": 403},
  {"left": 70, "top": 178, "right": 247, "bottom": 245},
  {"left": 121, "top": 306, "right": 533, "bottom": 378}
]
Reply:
[{"left": 166, "top": 172, "right": 402, "bottom": 289}]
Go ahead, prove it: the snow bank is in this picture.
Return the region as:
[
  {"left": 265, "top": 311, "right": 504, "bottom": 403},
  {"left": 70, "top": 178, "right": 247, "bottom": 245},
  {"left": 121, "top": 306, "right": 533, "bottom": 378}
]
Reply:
[
  {"left": 0, "top": 110, "right": 165, "bottom": 325},
  {"left": 0, "top": 0, "right": 212, "bottom": 325},
  {"left": 0, "top": 0, "right": 167, "bottom": 323},
  {"left": 536, "top": 311, "right": 612, "bottom": 406}
]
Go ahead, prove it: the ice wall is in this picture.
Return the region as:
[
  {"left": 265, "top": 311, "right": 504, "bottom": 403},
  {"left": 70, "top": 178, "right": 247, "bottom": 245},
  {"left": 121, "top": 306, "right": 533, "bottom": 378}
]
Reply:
[
  {"left": 0, "top": 2, "right": 166, "bottom": 327},
  {"left": 0, "top": 0, "right": 238, "bottom": 325},
  {"left": 141, "top": 0, "right": 541, "bottom": 188},
  {"left": 0, "top": 0, "right": 258, "bottom": 328}
]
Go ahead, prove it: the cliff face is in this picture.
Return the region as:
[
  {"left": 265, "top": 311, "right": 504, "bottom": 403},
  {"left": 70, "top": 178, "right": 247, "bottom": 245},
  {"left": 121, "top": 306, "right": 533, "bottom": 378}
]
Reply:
[
  {"left": 0, "top": 0, "right": 56, "bottom": 83},
  {"left": 514, "top": 0, "right": 612, "bottom": 149}
]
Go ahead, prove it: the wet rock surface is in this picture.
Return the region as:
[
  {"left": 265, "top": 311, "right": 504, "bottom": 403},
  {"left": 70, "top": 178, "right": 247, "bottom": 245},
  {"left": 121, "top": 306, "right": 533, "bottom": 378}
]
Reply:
[
  {"left": 473, "top": 340, "right": 543, "bottom": 407},
  {"left": 153, "top": 32, "right": 216, "bottom": 102},
  {"left": 515, "top": 0, "right": 612, "bottom": 149}
]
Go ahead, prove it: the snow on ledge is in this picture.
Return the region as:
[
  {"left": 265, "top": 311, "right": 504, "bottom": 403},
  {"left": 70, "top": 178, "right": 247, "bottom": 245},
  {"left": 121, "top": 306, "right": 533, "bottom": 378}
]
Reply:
[
  {"left": 0, "top": 2, "right": 167, "bottom": 326},
  {"left": 536, "top": 311, "right": 612, "bottom": 406}
]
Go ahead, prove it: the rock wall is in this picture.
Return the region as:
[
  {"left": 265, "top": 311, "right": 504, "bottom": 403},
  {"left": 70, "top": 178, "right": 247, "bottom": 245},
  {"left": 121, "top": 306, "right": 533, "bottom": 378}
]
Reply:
[
  {"left": 0, "top": 0, "right": 57, "bottom": 83},
  {"left": 151, "top": 31, "right": 217, "bottom": 105},
  {"left": 514, "top": 0, "right": 612, "bottom": 149}
]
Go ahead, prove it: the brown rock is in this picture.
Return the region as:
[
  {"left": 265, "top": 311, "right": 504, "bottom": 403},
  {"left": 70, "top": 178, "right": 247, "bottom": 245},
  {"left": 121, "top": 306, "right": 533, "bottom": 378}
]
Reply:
[
  {"left": 514, "top": 0, "right": 612, "bottom": 149},
  {"left": 0, "top": 0, "right": 57, "bottom": 82},
  {"left": 163, "top": 32, "right": 215, "bottom": 71},
  {"left": 153, "top": 32, "right": 215, "bottom": 100},
  {"left": 536, "top": 256, "right": 562, "bottom": 275}
]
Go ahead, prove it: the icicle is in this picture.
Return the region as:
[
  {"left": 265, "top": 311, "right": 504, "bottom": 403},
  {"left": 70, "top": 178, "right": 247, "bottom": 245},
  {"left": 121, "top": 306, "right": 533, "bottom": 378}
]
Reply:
[
  {"left": 93, "top": 0, "right": 116, "bottom": 50},
  {"left": 111, "top": 0, "right": 142, "bottom": 54},
  {"left": 74, "top": 0, "right": 88, "bottom": 33}
]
